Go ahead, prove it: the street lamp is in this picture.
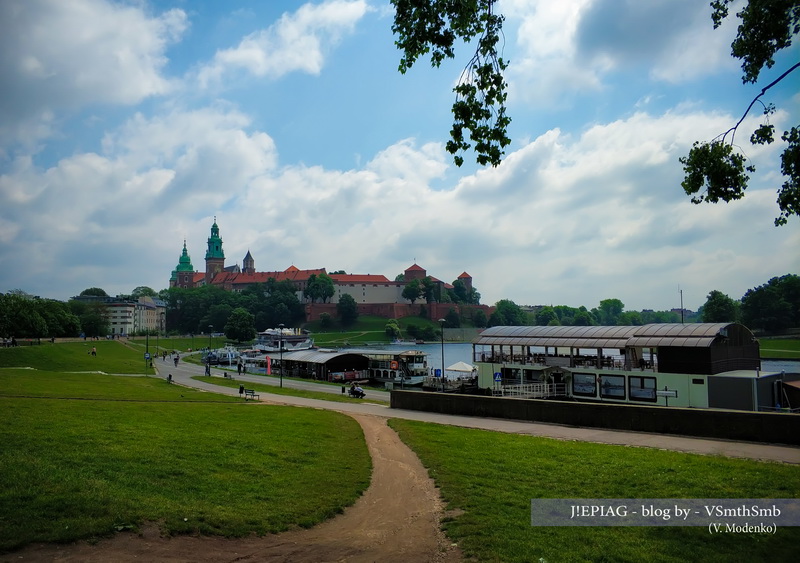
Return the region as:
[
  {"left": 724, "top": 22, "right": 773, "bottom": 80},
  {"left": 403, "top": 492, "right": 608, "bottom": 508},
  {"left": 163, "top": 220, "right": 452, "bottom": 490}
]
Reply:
[
  {"left": 438, "top": 318, "right": 446, "bottom": 392},
  {"left": 208, "top": 325, "right": 213, "bottom": 352},
  {"left": 278, "top": 323, "right": 285, "bottom": 388}
]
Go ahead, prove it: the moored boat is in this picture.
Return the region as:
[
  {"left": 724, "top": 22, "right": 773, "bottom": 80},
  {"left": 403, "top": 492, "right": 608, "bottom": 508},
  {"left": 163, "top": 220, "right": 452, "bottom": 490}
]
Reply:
[{"left": 254, "top": 328, "right": 315, "bottom": 353}]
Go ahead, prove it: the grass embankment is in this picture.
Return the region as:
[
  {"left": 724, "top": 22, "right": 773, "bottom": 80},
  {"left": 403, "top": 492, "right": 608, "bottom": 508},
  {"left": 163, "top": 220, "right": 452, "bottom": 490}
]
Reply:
[
  {"left": 194, "top": 376, "right": 390, "bottom": 405},
  {"left": 759, "top": 338, "right": 800, "bottom": 360},
  {"left": 0, "top": 369, "right": 371, "bottom": 553},
  {"left": 126, "top": 335, "right": 227, "bottom": 356},
  {"left": 390, "top": 420, "right": 799, "bottom": 563},
  {"left": 0, "top": 340, "right": 154, "bottom": 374},
  {"left": 306, "top": 315, "right": 447, "bottom": 346}
]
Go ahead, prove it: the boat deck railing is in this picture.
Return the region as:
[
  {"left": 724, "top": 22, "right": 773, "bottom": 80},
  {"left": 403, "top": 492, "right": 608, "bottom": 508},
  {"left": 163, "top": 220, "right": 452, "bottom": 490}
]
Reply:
[{"left": 492, "top": 383, "right": 566, "bottom": 398}]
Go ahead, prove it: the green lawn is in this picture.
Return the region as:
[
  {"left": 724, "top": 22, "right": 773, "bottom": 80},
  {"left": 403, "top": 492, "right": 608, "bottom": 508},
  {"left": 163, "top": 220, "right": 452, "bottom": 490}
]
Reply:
[
  {"left": 194, "top": 375, "right": 390, "bottom": 405},
  {"left": 389, "top": 420, "right": 800, "bottom": 563},
  {"left": 759, "top": 338, "right": 800, "bottom": 359},
  {"left": 0, "top": 340, "right": 154, "bottom": 374},
  {"left": 0, "top": 371, "right": 371, "bottom": 553},
  {"left": 307, "top": 315, "right": 445, "bottom": 345}
]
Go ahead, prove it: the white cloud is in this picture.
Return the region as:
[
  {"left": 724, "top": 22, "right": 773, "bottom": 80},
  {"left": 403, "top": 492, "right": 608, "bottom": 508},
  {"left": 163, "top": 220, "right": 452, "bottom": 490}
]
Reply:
[
  {"left": 196, "top": 0, "right": 369, "bottom": 88},
  {"left": 502, "top": 0, "right": 738, "bottom": 105},
  {"left": 0, "top": 0, "right": 187, "bottom": 148}
]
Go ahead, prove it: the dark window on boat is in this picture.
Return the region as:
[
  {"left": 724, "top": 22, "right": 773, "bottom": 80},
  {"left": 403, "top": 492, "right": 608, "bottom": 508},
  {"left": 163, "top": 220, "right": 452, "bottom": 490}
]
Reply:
[
  {"left": 629, "top": 376, "right": 657, "bottom": 402},
  {"left": 692, "top": 378, "right": 705, "bottom": 385},
  {"left": 572, "top": 373, "right": 596, "bottom": 397},
  {"left": 600, "top": 375, "right": 625, "bottom": 399}
]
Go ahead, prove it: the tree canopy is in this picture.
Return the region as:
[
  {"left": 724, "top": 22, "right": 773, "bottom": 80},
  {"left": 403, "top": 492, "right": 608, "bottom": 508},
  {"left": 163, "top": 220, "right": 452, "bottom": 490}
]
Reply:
[
  {"left": 337, "top": 294, "right": 359, "bottom": 326},
  {"left": 392, "top": 0, "right": 510, "bottom": 167},
  {"left": 393, "top": 1, "right": 798, "bottom": 224},
  {"left": 680, "top": 0, "right": 799, "bottom": 226},
  {"left": 701, "top": 290, "right": 740, "bottom": 323}
]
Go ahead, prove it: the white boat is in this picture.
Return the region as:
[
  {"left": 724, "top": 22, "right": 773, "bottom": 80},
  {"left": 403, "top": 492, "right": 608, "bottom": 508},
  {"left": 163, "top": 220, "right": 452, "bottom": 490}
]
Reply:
[
  {"left": 347, "top": 348, "right": 429, "bottom": 386},
  {"left": 254, "top": 328, "right": 315, "bottom": 353}
]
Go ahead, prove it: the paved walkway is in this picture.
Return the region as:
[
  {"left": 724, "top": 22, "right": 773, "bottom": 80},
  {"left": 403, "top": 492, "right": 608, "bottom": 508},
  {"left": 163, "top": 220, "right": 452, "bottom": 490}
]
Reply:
[{"left": 161, "top": 361, "right": 800, "bottom": 465}]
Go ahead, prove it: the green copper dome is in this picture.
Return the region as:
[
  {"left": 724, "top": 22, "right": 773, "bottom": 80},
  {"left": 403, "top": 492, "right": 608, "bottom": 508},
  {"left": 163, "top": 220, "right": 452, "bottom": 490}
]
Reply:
[
  {"left": 205, "top": 220, "right": 225, "bottom": 260},
  {"left": 175, "top": 241, "right": 194, "bottom": 272}
]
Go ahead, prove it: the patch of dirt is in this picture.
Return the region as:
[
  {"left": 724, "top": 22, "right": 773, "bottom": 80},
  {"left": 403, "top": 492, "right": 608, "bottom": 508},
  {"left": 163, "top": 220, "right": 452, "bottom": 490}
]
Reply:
[{"left": 8, "top": 414, "right": 462, "bottom": 562}]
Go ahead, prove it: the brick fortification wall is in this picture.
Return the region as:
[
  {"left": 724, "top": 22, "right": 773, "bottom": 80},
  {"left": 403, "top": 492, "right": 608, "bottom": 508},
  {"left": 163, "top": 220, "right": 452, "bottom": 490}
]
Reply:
[
  {"left": 390, "top": 391, "right": 800, "bottom": 446},
  {"left": 305, "top": 302, "right": 494, "bottom": 322}
]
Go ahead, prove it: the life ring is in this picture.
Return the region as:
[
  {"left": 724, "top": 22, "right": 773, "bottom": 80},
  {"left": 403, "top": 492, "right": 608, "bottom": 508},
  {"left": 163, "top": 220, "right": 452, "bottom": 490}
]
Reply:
[{"left": 390, "top": 361, "right": 399, "bottom": 370}]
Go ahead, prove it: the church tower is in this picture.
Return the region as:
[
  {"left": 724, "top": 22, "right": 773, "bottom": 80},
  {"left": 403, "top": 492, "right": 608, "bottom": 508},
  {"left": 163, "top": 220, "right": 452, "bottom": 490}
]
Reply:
[
  {"left": 205, "top": 218, "right": 225, "bottom": 284},
  {"left": 243, "top": 250, "right": 255, "bottom": 274},
  {"left": 170, "top": 240, "right": 195, "bottom": 288}
]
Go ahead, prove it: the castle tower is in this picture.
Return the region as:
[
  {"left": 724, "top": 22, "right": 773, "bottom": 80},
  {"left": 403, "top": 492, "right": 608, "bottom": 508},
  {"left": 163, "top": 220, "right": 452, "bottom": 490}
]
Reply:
[
  {"left": 458, "top": 272, "right": 473, "bottom": 292},
  {"left": 404, "top": 263, "right": 426, "bottom": 282},
  {"left": 205, "top": 218, "right": 225, "bottom": 284},
  {"left": 170, "top": 240, "right": 195, "bottom": 288},
  {"left": 243, "top": 250, "right": 255, "bottom": 274}
]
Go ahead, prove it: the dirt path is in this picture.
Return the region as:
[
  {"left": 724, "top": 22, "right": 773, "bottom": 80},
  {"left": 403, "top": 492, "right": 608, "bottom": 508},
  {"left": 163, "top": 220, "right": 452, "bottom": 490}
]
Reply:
[{"left": 9, "top": 413, "right": 462, "bottom": 563}]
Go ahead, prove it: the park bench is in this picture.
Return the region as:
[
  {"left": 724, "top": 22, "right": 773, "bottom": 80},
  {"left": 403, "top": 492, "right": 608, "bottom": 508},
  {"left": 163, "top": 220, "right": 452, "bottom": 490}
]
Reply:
[{"left": 244, "top": 389, "right": 259, "bottom": 401}]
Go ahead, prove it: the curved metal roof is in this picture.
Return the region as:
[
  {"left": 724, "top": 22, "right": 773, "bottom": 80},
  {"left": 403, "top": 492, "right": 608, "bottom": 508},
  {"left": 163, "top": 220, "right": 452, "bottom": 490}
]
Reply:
[
  {"left": 263, "top": 349, "right": 365, "bottom": 365},
  {"left": 473, "top": 323, "right": 748, "bottom": 349}
]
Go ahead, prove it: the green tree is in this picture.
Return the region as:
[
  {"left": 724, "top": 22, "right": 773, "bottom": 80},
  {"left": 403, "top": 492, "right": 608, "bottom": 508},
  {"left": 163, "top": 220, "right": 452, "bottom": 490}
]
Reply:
[
  {"left": 595, "top": 299, "right": 625, "bottom": 325},
  {"left": 493, "top": 299, "right": 526, "bottom": 326},
  {"left": 0, "top": 293, "right": 47, "bottom": 338},
  {"left": 392, "top": 0, "right": 510, "bottom": 167},
  {"left": 573, "top": 309, "right": 595, "bottom": 326},
  {"left": 79, "top": 287, "right": 108, "bottom": 297},
  {"left": 741, "top": 274, "right": 799, "bottom": 332},
  {"left": 131, "top": 286, "right": 157, "bottom": 299},
  {"left": 473, "top": 309, "right": 488, "bottom": 328},
  {"left": 337, "top": 294, "right": 359, "bottom": 326},
  {"left": 402, "top": 279, "right": 422, "bottom": 304},
  {"left": 701, "top": 290, "right": 740, "bottom": 323},
  {"left": 618, "top": 311, "right": 643, "bottom": 326},
  {"left": 225, "top": 308, "right": 256, "bottom": 343},
  {"left": 71, "top": 301, "right": 109, "bottom": 337},
  {"left": 314, "top": 273, "right": 335, "bottom": 303},
  {"left": 420, "top": 276, "right": 437, "bottom": 303},
  {"left": 36, "top": 299, "right": 81, "bottom": 337},
  {"left": 680, "top": 0, "right": 800, "bottom": 226},
  {"left": 444, "top": 307, "right": 461, "bottom": 328},
  {"left": 385, "top": 319, "right": 402, "bottom": 339},
  {"left": 319, "top": 312, "right": 333, "bottom": 329},
  {"left": 535, "top": 306, "right": 559, "bottom": 326}
]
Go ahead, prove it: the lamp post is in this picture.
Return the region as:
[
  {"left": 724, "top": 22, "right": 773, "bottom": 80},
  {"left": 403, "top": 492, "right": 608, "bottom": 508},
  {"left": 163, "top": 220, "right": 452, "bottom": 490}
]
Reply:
[
  {"left": 278, "top": 323, "right": 285, "bottom": 388},
  {"left": 438, "top": 318, "right": 446, "bottom": 392},
  {"left": 208, "top": 325, "right": 213, "bottom": 352}
]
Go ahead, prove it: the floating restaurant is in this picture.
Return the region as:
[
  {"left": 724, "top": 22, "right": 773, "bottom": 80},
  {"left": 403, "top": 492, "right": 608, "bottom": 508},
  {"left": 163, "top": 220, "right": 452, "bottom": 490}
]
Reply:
[{"left": 472, "top": 323, "right": 787, "bottom": 411}]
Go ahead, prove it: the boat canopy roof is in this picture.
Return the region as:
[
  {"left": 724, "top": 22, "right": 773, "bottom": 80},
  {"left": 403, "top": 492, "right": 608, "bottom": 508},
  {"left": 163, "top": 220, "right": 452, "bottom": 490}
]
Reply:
[{"left": 473, "top": 323, "right": 754, "bottom": 350}]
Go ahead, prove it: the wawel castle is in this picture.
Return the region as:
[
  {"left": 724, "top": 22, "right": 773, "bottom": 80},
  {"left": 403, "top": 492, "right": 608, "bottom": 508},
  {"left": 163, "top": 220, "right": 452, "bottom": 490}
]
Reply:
[{"left": 171, "top": 220, "right": 485, "bottom": 321}]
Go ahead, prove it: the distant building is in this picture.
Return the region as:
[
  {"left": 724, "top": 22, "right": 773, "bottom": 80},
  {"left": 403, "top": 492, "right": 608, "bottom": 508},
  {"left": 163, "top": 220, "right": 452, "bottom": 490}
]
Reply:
[
  {"left": 71, "top": 295, "right": 165, "bottom": 336},
  {"left": 168, "top": 219, "right": 490, "bottom": 321}
]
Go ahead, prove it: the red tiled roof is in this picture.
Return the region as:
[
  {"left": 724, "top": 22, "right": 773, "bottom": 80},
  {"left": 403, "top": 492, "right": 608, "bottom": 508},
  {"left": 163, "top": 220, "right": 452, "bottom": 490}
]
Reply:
[
  {"left": 210, "top": 267, "right": 327, "bottom": 286},
  {"left": 405, "top": 264, "right": 425, "bottom": 272},
  {"left": 330, "top": 274, "right": 391, "bottom": 283},
  {"left": 458, "top": 272, "right": 471, "bottom": 279}
]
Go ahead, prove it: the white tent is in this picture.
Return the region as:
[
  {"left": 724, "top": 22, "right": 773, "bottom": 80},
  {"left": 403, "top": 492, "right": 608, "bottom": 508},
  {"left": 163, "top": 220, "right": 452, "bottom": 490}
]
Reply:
[{"left": 446, "top": 361, "right": 475, "bottom": 373}]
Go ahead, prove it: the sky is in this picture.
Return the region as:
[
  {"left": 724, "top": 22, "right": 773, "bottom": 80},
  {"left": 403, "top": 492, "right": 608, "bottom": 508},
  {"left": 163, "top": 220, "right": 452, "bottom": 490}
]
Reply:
[{"left": 1, "top": 0, "right": 798, "bottom": 313}]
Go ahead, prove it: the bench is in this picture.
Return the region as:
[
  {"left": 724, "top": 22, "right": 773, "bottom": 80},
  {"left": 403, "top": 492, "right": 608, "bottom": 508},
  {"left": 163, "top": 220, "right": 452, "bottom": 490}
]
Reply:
[{"left": 244, "top": 389, "right": 259, "bottom": 401}]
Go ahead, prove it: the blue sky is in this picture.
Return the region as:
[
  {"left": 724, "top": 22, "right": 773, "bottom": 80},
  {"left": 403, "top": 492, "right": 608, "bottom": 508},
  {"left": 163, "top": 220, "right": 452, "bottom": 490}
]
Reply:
[{"left": 1, "top": 0, "right": 798, "bottom": 312}]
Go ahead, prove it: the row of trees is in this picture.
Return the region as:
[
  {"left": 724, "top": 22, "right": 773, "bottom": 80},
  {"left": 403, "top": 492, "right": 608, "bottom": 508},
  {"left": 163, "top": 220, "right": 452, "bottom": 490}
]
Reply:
[
  {"left": 399, "top": 275, "right": 481, "bottom": 305},
  {"left": 701, "top": 274, "right": 800, "bottom": 333},
  {"left": 0, "top": 290, "right": 106, "bottom": 339},
  {"left": 163, "top": 281, "right": 305, "bottom": 336}
]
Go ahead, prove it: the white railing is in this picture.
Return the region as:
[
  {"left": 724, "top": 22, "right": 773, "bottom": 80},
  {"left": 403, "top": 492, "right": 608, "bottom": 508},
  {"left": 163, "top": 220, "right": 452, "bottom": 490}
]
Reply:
[{"left": 493, "top": 383, "right": 566, "bottom": 398}]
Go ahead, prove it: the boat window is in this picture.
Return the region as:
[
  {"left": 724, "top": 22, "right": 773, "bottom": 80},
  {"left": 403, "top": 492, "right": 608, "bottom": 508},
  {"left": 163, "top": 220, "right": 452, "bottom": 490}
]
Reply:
[
  {"left": 629, "top": 376, "right": 657, "bottom": 402},
  {"left": 599, "top": 375, "right": 625, "bottom": 399},
  {"left": 572, "top": 373, "right": 596, "bottom": 397}
]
